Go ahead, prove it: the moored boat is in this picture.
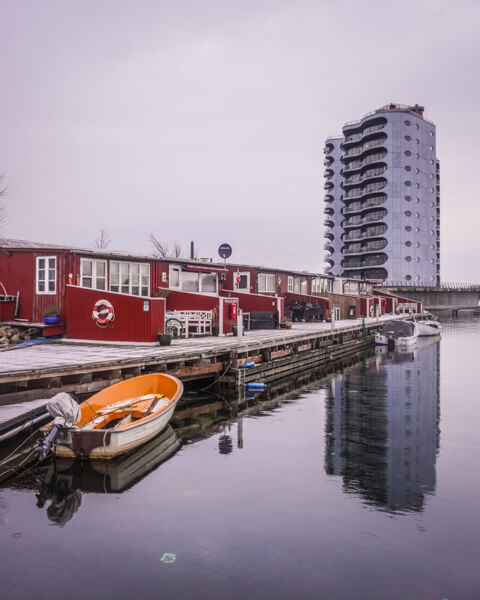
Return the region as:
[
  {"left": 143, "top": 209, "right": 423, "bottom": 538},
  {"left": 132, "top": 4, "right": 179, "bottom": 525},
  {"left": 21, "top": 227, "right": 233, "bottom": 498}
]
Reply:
[
  {"left": 415, "top": 320, "right": 442, "bottom": 337},
  {"left": 40, "top": 373, "right": 183, "bottom": 460},
  {"left": 375, "top": 320, "right": 419, "bottom": 348}
]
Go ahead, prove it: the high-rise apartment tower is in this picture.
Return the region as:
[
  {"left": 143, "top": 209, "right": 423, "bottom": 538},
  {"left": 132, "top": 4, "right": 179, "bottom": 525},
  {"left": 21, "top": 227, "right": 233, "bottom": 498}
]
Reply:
[{"left": 323, "top": 103, "right": 440, "bottom": 284}]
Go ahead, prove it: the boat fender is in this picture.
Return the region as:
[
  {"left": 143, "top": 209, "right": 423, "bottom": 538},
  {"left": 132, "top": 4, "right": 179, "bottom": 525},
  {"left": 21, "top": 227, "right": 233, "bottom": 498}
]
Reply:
[
  {"left": 246, "top": 382, "right": 265, "bottom": 391},
  {"left": 244, "top": 361, "right": 255, "bottom": 368},
  {"left": 92, "top": 299, "right": 115, "bottom": 327}
]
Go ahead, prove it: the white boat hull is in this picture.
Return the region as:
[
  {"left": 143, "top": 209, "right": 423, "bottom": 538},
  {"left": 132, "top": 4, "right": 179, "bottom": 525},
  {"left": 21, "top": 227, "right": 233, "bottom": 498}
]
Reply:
[
  {"left": 416, "top": 321, "right": 442, "bottom": 336},
  {"left": 375, "top": 333, "right": 418, "bottom": 347},
  {"left": 54, "top": 399, "right": 179, "bottom": 460}
]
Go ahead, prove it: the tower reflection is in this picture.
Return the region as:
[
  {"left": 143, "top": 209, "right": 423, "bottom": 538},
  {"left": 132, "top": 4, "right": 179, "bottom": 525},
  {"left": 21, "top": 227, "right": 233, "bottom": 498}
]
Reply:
[{"left": 325, "top": 337, "right": 440, "bottom": 513}]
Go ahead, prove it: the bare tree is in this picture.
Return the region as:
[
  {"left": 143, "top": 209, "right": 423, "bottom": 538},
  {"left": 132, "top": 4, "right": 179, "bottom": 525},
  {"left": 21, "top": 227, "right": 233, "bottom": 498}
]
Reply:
[
  {"left": 149, "top": 233, "right": 169, "bottom": 258},
  {"left": 172, "top": 240, "right": 182, "bottom": 258},
  {"left": 149, "top": 234, "right": 182, "bottom": 258},
  {"left": 95, "top": 228, "right": 111, "bottom": 249}
]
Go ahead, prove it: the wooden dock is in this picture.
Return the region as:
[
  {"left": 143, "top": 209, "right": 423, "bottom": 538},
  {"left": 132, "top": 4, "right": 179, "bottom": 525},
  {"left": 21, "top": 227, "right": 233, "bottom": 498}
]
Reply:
[{"left": 0, "top": 315, "right": 410, "bottom": 407}]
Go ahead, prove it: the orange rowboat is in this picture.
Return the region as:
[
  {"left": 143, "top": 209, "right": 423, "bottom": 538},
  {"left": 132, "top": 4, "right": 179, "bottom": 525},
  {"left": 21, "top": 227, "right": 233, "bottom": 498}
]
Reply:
[{"left": 41, "top": 373, "right": 183, "bottom": 460}]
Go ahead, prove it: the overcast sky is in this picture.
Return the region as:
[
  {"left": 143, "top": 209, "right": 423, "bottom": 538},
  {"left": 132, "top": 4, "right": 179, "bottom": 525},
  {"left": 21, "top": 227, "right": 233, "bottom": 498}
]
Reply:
[{"left": 1, "top": 0, "right": 479, "bottom": 280}]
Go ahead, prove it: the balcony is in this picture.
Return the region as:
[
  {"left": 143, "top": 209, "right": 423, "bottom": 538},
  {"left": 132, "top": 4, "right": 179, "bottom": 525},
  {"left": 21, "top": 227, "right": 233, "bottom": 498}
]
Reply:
[
  {"left": 343, "top": 240, "right": 387, "bottom": 255},
  {"left": 324, "top": 168, "right": 334, "bottom": 179},
  {"left": 342, "top": 135, "right": 387, "bottom": 159},
  {"left": 343, "top": 202, "right": 362, "bottom": 215},
  {"left": 324, "top": 181, "right": 334, "bottom": 190},
  {"left": 324, "top": 193, "right": 334, "bottom": 203},
  {"left": 324, "top": 219, "right": 334, "bottom": 228},
  {"left": 324, "top": 231, "right": 334, "bottom": 241},
  {"left": 324, "top": 206, "right": 334, "bottom": 215},
  {"left": 342, "top": 121, "right": 386, "bottom": 149},
  {"left": 344, "top": 179, "right": 387, "bottom": 201},
  {"left": 324, "top": 242, "right": 334, "bottom": 252},
  {"left": 342, "top": 253, "right": 388, "bottom": 269}
]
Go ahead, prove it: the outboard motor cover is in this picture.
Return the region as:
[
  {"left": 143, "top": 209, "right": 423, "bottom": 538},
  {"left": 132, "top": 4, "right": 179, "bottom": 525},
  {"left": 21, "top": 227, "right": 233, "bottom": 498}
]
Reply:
[{"left": 47, "top": 393, "right": 81, "bottom": 427}]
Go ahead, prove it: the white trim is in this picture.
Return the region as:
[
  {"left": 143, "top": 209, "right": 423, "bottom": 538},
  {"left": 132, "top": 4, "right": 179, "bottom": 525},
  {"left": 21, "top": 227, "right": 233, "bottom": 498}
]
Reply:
[
  {"left": 257, "top": 273, "right": 275, "bottom": 293},
  {"left": 63, "top": 338, "right": 160, "bottom": 346},
  {"left": 168, "top": 266, "right": 218, "bottom": 295},
  {"left": 36, "top": 255, "right": 57, "bottom": 295},
  {"left": 168, "top": 265, "right": 181, "bottom": 289},
  {"left": 219, "top": 297, "right": 224, "bottom": 336},
  {"left": 80, "top": 257, "right": 107, "bottom": 291},
  {"left": 234, "top": 271, "right": 250, "bottom": 291},
  {"left": 109, "top": 260, "right": 150, "bottom": 297},
  {"left": 66, "top": 284, "right": 164, "bottom": 303}
]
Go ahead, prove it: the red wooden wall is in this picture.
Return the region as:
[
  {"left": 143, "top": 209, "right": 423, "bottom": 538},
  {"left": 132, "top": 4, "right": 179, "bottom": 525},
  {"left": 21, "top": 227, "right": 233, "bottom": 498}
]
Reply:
[
  {"left": 221, "top": 289, "right": 284, "bottom": 322},
  {"left": 65, "top": 285, "right": 165, "bottom": 343},
  {"left": 0, "top": 249, "right": 68, "bottom": 322}
]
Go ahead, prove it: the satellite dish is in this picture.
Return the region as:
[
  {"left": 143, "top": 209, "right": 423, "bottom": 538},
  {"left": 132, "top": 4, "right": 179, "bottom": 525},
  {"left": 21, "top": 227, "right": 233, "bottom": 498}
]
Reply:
[{"left": 218, "top": 243, "right": 232, "bottom": 260}]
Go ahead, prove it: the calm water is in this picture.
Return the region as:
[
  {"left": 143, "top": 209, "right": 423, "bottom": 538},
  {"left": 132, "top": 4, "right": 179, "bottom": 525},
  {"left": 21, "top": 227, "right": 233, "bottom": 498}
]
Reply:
[{"left": 1, "top": 316, "right": 480, "bottom": 599}]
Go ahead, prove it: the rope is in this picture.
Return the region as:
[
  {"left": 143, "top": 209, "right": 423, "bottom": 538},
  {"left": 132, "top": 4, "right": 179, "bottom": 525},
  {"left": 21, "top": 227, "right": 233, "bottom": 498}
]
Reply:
[
  {"left": 0, "top": 429, "right": 40, "bottom": 466},
  {"left": 200, "top": 358, "right": 233, "bottom": 391}
]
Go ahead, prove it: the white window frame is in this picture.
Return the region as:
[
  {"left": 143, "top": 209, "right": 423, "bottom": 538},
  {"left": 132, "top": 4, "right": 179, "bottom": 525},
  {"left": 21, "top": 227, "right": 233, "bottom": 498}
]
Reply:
[
  {"left": 257, "top": 273, "right": 275, "bottom": 293},
  {"left": 169, "top": 266, "right": 181, "bottom": 289},
  {"left": 169, "top": 265, "right": 218, "bottom": 294},
  {"left": 36, "top": 256, "right": 57, "bottom": 295},
  {"left": 301, "top": 279, "right": 308, "bottom": 294},
  {"left": 287, "top": 276, "right": 294, "bottom": 293},
  {"left": 80, "top": 258, "right": 107, "bottom": 291},
  {"left": 294, "top": 277, "right": 300, "bottom": 293},
  {"left": 235, "top": 271, "right": 250, "bottom": 291},
  {"left": 110, "top": 261, "right": 150, "bottom": 297}
]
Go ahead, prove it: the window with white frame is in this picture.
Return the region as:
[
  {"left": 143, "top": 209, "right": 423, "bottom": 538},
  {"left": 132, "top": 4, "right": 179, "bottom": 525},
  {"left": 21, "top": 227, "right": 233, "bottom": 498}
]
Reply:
[
  {"left": 257, "top": 273, "right": 275, "bottom": 293},
  {"left": 287, "top": 276, "right": 294, "bottom": 292},
  {"left": 169, "top": 266, "right": 217, "bottom": 294},
  {"left": 294, "top": 278, "right": 300, "bottom": 293},
  {"left": 169, "top": 266, "right": 180, "bottom": 288},
  {"left": 80, "top": 258, "right": 107, "bottom": 290},
  {"left": 36, "top": 256, "right": 57, "bottom": 294},
  {"left": 110, "top": 261, "right": 150, "bottom": 296},
  {"left": 301, "top": 279, "right": 308, "bottom": 294},
  {"left": 234, "top": 271, "right": 250, "bottom": 291}
]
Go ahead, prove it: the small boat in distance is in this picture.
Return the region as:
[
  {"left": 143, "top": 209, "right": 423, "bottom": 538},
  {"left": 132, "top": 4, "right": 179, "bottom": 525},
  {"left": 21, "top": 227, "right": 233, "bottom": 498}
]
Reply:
[
  {"left": 40, "top": 373, "right": 183, "bottom": 460},
  {"left": 375, "top": 320, "right": 419, "bottom": 348},
  {"left": 414, "top": 319, "right": 442, "bottom": 337}
]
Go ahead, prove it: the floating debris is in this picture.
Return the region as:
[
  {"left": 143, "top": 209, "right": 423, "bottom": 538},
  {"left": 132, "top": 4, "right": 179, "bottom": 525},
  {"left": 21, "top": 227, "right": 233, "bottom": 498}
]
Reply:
[{"left": 161, "top": 553, "right": 176, "bottom": 564}]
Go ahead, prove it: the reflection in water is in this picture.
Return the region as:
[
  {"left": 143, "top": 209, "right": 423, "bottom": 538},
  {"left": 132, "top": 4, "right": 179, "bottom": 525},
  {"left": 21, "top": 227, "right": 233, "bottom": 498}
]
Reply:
[
  {"left": 5, "top": 426, "right": 180, "bottom": 526},
  {"left": 325, "top": 337, "right": 440, "bottom": 513}
]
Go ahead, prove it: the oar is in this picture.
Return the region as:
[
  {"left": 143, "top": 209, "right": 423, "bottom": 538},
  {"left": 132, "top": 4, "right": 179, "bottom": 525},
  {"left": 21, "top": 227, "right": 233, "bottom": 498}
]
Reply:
[{"left": 143, "top": 395, "right": 165, "bottom": 418}]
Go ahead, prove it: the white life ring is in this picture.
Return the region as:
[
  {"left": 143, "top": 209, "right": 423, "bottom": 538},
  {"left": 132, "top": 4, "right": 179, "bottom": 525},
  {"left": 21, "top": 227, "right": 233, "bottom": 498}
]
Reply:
[{"left": 92, "top": 299, "right": 114, "bottom": 327}]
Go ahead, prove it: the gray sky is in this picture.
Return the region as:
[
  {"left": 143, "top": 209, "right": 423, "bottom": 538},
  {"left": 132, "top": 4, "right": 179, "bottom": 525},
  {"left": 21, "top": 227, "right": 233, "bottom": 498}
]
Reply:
[{"left": 1, "top": 0, "right": 479, "bottom": 280}]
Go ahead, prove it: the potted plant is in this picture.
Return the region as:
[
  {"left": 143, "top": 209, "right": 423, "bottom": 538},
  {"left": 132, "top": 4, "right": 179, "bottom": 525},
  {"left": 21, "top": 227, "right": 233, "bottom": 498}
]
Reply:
[
  {"left": 44, "top": 306, "right": 61, "bottom": 325},
  {"left": 158, "top": 332, "right": 172, "bottom": 346}
]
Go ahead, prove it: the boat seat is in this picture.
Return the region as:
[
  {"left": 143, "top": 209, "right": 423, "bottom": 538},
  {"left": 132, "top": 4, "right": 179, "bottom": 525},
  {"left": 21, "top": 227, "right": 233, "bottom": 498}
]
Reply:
[{"left": 84, "top": 394, "right": 167, "bottom": 430}]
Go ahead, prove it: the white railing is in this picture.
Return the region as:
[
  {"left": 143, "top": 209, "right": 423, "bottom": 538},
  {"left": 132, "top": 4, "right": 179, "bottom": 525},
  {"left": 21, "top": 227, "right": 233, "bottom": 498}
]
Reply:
[{"left": 165, "top": 310, "right": 213, "bottom": 338}]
